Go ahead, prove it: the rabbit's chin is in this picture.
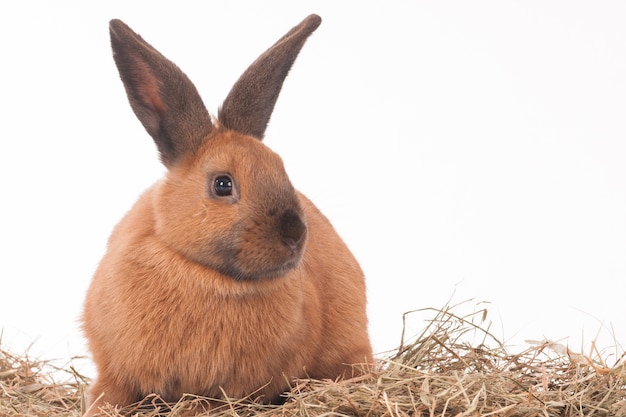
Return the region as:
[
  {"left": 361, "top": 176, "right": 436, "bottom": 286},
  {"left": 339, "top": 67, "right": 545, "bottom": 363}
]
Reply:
[
  {"left": 200, "top": 253, "right": 303, "bottom": 282},
  {"left": 220, "top": 257, "right": 303, "bottom": 282},
  {"left": 186, "top": 244, "right": 306, "bottom": 282}
]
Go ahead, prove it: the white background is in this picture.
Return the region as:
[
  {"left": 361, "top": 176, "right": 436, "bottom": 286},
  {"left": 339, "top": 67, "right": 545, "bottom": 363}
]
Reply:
[{"left": 1, "top": 1, "right": 624, "bottom": 377}]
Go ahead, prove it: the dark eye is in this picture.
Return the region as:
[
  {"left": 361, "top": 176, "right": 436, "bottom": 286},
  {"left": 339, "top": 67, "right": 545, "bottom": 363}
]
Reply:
[{"left": 214, "top": 175, "right": 233, "bottom": 196}]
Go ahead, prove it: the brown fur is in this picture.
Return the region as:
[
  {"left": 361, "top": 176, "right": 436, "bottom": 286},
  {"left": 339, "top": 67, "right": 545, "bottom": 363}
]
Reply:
[{"left": 83, "top": 15, "right": 372, "bottom": 416}]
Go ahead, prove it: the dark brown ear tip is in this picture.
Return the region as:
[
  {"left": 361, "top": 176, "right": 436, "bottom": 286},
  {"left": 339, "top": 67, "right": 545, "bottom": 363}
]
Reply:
[
  {"left": 109, "top": 19, "right": 132, "bottom": 39},
  {"left": 304, "top": 14, "right": 322, "bottom": 29},
  {"left": 109, "top": 19, "right": 125, "bottom": 31}
]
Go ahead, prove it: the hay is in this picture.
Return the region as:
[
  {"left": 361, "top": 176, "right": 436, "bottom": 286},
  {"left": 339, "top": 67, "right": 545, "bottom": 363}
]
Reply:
[
  {"left": 0, "top": 340, "right": 86, "bottom": 416},
  {"left": 2, "top": 303, "right": 625, "bottom": 416}
]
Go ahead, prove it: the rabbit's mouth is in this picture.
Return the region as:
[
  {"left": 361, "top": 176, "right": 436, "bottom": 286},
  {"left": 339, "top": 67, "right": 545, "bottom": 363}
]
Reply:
[
  {"left": 179, "top": 204, "right": 308, "bottom": 281},
  {"left": 188, "top": 221, "right": 307, "bottom": 282},
  {"left": 219, "top": 207, "right": 308, "bottom": 281},
  {"left": 229, "top": 227, "right": 307, "bottom": 281},
  {"left": 179, "top": 239, "right": 305, "bottom": 282}
]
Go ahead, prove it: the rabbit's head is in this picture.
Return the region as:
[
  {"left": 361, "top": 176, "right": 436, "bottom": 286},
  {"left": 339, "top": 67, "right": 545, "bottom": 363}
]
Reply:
[{"left": 109, "top": 16, "right": 321, "bottom": 281}]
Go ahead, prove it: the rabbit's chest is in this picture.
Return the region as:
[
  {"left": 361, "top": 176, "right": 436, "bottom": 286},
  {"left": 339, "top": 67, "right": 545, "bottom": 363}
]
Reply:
[{"left": 131, "top": 280, "right": 315, "bottom": 399}]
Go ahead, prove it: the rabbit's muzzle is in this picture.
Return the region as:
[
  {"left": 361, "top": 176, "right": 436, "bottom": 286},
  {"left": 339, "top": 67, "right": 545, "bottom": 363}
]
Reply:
[
  {"left": 278, "top": 209, "right": 307, "bottom": 254},
  {"left": 204, "top": 199, "right": 308, "bottom": 282}
]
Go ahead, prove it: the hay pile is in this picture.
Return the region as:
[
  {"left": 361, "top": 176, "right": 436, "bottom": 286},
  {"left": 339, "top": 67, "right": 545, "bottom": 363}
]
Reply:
[
  {"left": 0, "top": 342, "right": 85, "bottom": 416},
  {"left": 2, "top": 303, "right": 624, "bottom": 416}
]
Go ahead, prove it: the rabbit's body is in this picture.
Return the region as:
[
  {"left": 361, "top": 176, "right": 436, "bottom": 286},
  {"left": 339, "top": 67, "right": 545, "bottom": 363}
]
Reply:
[
  {"left": 84, "top": 144, "right": 370, "bottom": 403},
  {"left": 83, "top": 15, "right": 372, "bottom": 415}
]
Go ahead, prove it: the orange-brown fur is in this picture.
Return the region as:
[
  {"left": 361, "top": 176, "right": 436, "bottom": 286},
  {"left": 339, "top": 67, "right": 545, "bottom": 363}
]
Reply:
[{"left": 83, "top": 15, "right": 372, "bottom": 416}]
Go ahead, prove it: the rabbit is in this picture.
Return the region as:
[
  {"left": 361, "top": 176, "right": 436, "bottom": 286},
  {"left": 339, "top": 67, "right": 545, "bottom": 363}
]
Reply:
[{"left": 82, "top": 14, "right": 373, "bottom": 416}]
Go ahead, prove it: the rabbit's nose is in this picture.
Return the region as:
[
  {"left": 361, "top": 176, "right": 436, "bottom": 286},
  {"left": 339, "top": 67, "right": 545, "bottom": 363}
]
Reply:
[{"left": 278, "top": 209, "right": 307, "bottom": 251}]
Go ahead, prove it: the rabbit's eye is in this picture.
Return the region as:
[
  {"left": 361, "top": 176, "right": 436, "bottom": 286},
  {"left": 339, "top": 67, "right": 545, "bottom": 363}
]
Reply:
[{"left": 214, "top": 175, "right": 233, "bottom": 196}]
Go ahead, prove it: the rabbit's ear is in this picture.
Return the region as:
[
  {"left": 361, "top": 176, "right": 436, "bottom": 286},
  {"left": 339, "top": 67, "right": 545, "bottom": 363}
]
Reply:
[
  {"left": 109, "top": 19, "right": 213, "bottom": 167},
  {"left": 218, "top": 14, "right": 321, "bottom": 140}
]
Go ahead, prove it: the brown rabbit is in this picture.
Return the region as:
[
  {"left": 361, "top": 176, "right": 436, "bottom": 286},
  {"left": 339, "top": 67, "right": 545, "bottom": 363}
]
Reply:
[{"left": 82, "top": 14, "right": 373, "bottom": 416}]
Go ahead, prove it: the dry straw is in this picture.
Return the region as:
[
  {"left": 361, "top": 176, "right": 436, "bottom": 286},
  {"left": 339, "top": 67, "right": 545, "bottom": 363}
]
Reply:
[{"left": 2, "top": 301, "right": 624, "bottom": 416}]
